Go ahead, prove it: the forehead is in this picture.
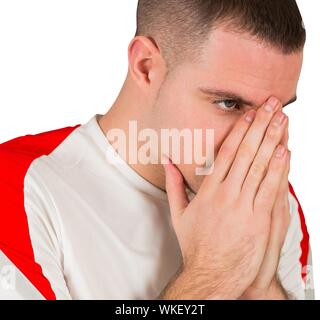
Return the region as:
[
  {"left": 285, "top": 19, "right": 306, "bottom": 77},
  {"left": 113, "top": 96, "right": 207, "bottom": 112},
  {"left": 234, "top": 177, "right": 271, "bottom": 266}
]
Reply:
[{"left": 195, "top": 28, "right": 303, "bottom": 106}]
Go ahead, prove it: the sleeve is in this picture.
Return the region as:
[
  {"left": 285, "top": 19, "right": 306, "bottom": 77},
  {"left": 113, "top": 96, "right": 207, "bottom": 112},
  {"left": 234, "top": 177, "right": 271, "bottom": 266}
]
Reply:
[
  {"left": 23, "top": 167, "right": 72, "bottom": 300},
  {"left": 277, "top": 183, "right": 315, "bottom": 300},
  {"left": 0, "top": 156, "right": 72, "bottom": 300},
  {"left": 0, "top": 125, "right": 80, "bottom": 300}
]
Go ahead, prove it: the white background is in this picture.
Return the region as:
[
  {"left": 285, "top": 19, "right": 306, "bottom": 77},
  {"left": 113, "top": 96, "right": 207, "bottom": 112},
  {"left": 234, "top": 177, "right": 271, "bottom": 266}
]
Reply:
[{"left": 0, "top": 1, "right": 319, "bottom": 299}]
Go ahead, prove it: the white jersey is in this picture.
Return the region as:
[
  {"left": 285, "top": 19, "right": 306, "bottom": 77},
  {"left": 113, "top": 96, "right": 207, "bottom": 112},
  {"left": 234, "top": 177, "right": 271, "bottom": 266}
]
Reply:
[{"left": 0, "top": 115, "right": 314, "bottom": 300}]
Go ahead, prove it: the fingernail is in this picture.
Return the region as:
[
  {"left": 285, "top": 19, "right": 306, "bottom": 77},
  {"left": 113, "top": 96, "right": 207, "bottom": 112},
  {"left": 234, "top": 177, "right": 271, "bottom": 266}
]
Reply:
[
  {"left": 245, "top": 110, "right": 256, "bottom": 123},
  {"left": 273, "top": 111, "right": 287, "bottom": 126},
  {"left": 265, "top": 97, "right": 279, "bottom": 113},
  {"left": 275, "top": 145, "right": 286, "bottom": 158},
  {"left": 161, "top": 154, "right": 171, "bottom": 165}
]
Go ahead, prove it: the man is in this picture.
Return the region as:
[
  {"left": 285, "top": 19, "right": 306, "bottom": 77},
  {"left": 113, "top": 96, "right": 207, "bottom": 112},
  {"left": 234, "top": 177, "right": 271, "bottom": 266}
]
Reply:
[{"left": 0, "top": 0, "right": 314, "bottom": 299}]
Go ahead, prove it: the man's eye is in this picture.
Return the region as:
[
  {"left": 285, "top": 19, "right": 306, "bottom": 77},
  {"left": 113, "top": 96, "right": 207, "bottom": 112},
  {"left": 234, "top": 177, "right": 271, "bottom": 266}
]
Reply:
[{"left": 216, "top": 100, "right": 240, "bottom": 111}]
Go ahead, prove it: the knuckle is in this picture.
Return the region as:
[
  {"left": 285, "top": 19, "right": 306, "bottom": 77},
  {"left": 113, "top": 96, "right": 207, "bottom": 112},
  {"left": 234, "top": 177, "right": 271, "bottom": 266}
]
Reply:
[
  {"left": 279, "top": 201, "right": 287, "bottom": 211},
  {"left": 218, "top": 181, "right": 238, "bottom": 204},
  {"left": 255, "top": 198, "right": 271, "bottom": 212},
  {"left": 255, "top": 109, "right": 269, "bottom": 124},
  {"left": 250, "top": 162, "right": 267, "bottom": 178},
  {"left": 239, "top": 143, "right": 254, "bottom": 160},
  {"left": 219, "top": 144, "right": 234, "bottom": 161},
  {"left": 259, "top": 184, "right": 274, "bottom": 201},
  {"left": 270, "top": 155, "right": 285, "bottom": 169},
  {"left": 284, "top": 210, "right": 291, "bottom": 226},
  {"left": 277, "top": 201, "right": 291, "bottom": 226},
  {"left": 266, "top": 127, "right": 280, "bottom": 142}
]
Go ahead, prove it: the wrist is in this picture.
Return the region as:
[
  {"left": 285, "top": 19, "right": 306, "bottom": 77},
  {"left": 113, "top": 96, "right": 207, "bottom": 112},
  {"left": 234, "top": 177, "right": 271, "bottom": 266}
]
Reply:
[
  {"left": 241, "top": 278, "right": 288, "bottom": 300},
  {"left": 159, "top": 265, "right": 239, "bottom": 300}
]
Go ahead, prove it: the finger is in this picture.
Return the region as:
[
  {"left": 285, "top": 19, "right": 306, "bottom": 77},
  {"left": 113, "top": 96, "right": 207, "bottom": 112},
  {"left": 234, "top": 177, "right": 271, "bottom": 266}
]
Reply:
[
  {"left": 241, "top": 113, "right": 288, "bottom": 204},
  {"left": 250, "top": 152, "right": 291, "bottom": 289},
  {"left": 203, "top": 109, "right": 257, "bottom": 186},
  {"left": 225, "top": 97, "right": 282, "bottom": 192},
  {"left": 280, "top": 117, "right": 289, "bottom": 149},
  {"left": 163, "top": 159, "right": 189, "bottom": 221},
  {"left": 270, "top": 151, "right": 291, "bottom": 247},
  {"left": 273, "top": 119, "right": 289, "bottom": 207},
  {"left": 272, "top": 114, "right": 289, "bottom": 196},
  {"left": 272, "top": 146, "right": 290, "bottom": 216},
  {"left": 254, "top": 145, "right": 288, "bottom": 223},
  {"left": 256, "top": 153, "right": 291, "bottom": 287},
  {"left": 277, "top": 149, "right": 291, "bottom": 199}
]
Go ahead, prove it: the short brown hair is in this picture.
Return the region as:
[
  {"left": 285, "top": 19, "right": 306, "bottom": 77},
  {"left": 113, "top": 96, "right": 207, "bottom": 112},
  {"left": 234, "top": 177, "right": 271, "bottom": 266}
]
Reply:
[{"left": 136, "top": 0, "right": 306, "bottom": 68}]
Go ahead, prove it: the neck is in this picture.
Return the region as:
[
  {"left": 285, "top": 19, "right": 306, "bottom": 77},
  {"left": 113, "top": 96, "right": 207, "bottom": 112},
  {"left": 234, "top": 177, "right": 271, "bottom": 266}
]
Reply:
[{"left": 98, "top": 76, "right": 166, "bottom": 192}]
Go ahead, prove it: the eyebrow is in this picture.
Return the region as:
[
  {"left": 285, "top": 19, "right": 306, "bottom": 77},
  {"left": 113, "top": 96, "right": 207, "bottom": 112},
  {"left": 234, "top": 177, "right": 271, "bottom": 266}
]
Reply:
[{"left": 198, "top": 87, "right": 297, "bottom": 108}]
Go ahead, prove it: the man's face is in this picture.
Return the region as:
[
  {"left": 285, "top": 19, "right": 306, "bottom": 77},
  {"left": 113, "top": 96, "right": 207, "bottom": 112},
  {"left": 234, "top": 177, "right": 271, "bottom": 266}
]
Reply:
[{"left": 152, "top": 28, "right": 303, "bottom": 193}]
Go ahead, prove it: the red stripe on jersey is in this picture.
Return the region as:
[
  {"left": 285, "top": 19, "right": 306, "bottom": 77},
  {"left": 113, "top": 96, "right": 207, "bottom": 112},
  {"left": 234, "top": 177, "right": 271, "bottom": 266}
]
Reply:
[
  {"left": 288, "top": 182, "right": 310, "bottom": 283},
  {"left": 0, "top": 125, "right": 80, "bottom": 300}
]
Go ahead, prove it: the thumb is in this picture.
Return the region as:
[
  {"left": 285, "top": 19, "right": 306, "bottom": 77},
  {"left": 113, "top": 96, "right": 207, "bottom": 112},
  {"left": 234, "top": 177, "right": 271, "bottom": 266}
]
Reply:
[
  {"left": 280, "top": 115, "right": 289, "bottom": 149},
  {"left": 163, "top": 158, "right": 189, "bottom": 219}
]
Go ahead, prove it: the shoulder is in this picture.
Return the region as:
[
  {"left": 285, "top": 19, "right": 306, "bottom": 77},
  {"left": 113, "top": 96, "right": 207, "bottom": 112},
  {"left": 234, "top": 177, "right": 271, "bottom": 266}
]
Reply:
[
  {"left": 0, "top": 125, "right": 81, "bottom": 163},
  {"left": 0, "top": 124, "right": 81, "bottom": 189}
]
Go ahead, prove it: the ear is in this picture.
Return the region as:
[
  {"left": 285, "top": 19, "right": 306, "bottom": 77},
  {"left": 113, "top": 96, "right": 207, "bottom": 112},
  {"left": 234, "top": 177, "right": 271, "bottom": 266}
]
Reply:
[{"left": 128, "top": 36, "right": 166, "bottom": 90}]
